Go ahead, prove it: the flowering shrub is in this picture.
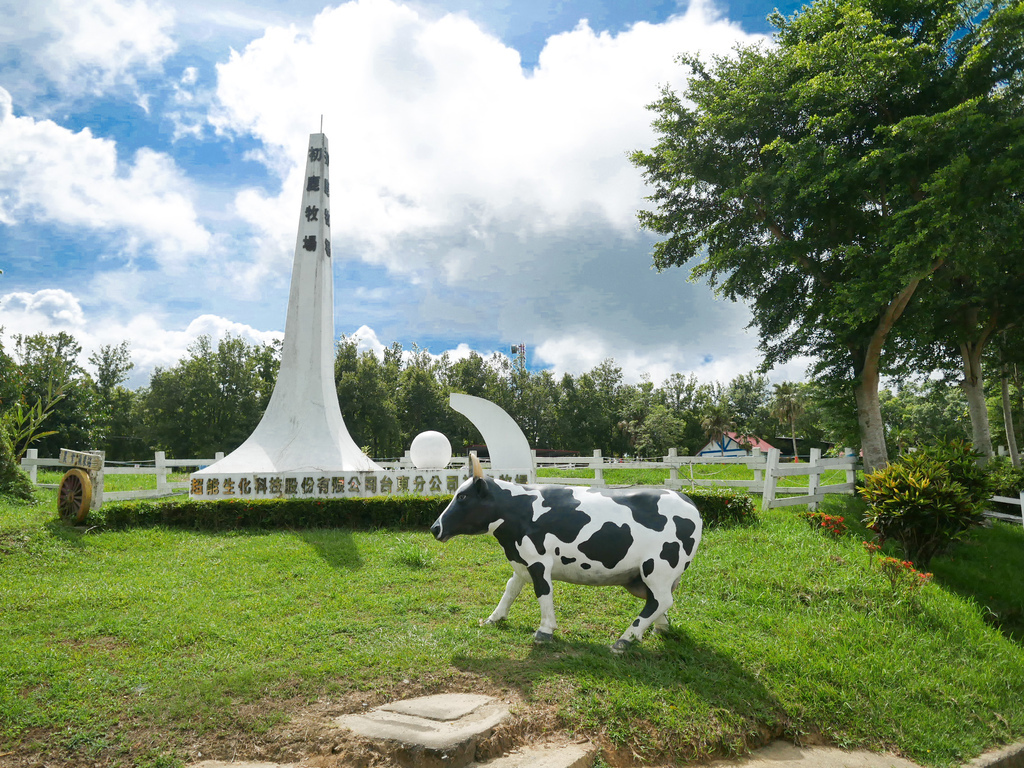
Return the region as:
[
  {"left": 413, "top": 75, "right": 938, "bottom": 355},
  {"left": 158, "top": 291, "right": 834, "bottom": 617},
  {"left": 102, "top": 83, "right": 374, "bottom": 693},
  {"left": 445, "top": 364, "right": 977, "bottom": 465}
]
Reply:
[{"left": 801, "top": 510, "right": 848, "bottom": 538}]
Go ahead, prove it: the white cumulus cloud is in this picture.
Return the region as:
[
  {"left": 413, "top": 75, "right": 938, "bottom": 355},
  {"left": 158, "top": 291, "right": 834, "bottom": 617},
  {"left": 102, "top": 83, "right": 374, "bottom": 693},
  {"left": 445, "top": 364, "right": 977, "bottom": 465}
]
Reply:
[
  {"left": 211, "top": 0, "right": 764, "bottom": 278},
  {"left": 0, "top": 87, "right": 212, "bottom": 269}
]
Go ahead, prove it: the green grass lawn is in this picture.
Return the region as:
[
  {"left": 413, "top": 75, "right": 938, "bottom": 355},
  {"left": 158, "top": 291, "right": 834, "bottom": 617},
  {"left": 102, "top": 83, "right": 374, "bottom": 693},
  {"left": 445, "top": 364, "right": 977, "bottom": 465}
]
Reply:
[{"left": 1, "top": 486, "right": 1022, "bottom": 768}]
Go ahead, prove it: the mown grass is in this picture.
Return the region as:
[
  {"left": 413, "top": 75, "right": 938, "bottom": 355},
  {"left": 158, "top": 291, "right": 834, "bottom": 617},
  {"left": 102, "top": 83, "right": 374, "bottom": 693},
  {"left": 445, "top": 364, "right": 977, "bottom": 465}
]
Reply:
[{"left": 1, "top": 485, "right": 1022, "bottom": 768}]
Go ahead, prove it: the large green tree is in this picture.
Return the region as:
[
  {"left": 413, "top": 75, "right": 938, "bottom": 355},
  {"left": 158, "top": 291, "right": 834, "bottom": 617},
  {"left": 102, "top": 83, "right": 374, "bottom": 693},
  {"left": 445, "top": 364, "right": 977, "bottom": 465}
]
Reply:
[
  {"left": 87, "top": 341, "right": 144, "bottom": 461},
  {"left": 632, "top": 0, "right": 1023, "bottom": 471},
  {"left": 141, "top": 335, "right": 278, "bottom": 458},
  {"left": 12, "top": 331, "right": 94, "bottom": 457}
]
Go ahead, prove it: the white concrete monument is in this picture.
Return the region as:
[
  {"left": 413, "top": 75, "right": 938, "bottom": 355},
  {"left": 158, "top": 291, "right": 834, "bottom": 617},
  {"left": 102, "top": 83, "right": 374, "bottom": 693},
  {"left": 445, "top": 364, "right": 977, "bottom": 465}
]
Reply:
[{"left": 191, "top": 133, "right": 382, "bottom": 497}]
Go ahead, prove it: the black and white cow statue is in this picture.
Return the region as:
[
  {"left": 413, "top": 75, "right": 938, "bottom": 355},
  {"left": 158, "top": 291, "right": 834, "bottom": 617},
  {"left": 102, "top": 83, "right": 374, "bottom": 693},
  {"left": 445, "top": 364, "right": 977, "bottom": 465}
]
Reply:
[{"left": 430, "top": 454, "right": 702, "bottom": 652}]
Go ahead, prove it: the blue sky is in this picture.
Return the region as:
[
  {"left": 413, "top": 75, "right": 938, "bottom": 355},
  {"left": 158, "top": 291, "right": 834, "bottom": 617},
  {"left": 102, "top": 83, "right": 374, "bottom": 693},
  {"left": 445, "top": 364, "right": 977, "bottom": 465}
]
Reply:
[{"left": 0, "top": 0, "right": 807, "bottom": 388}]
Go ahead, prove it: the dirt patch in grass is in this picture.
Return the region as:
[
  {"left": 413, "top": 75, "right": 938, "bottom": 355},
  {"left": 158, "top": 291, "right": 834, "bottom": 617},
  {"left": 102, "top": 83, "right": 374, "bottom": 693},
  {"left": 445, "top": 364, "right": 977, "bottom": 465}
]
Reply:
[{"left": 0, "top": 671, "right": 562, "bottom": 768}]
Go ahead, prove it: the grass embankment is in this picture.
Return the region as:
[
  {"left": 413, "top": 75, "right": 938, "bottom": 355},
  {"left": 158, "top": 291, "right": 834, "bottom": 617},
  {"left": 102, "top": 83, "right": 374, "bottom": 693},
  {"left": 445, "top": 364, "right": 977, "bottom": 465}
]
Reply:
[{"left": 1, "top": 483, "right": 1022, "bottom": 768}]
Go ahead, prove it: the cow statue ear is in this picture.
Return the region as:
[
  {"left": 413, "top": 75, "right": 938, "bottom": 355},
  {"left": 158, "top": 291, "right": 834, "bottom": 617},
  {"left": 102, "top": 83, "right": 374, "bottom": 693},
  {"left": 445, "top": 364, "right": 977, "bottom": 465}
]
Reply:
[{"left": 472, "top": 476, "right": 489, "bottom": 496}]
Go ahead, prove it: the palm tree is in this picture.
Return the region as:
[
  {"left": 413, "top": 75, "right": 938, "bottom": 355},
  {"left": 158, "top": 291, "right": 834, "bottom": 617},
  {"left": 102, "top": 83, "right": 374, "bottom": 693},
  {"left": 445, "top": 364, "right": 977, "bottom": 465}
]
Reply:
[
  {"left": 771, "top": 382, "right": 805, "bottom": 460},
  {"left": 701, "top": 403, "right": 735, "bottom": 456}
]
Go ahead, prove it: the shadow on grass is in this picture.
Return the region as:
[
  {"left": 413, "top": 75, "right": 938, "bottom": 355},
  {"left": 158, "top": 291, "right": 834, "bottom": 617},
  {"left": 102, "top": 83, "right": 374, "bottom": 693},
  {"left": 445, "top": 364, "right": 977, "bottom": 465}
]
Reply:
[
  {"left": 928, "top": 521, "right": 1024, "bottom": 643},
  {"left": 295, "top": 529, "right": 364, "bottom": 570},
  {"left": 453, "top": 625, "right": 786, "bottom": 742},
  {"left": 41, "top": 518, "right": 365, "bottom": 571}
]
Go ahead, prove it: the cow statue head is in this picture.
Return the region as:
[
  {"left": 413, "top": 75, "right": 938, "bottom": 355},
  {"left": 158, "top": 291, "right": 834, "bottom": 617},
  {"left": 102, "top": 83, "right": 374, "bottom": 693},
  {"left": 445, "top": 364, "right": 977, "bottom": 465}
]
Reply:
[{"left": 430, "top": 453, "right": 500, "bottom": 542}]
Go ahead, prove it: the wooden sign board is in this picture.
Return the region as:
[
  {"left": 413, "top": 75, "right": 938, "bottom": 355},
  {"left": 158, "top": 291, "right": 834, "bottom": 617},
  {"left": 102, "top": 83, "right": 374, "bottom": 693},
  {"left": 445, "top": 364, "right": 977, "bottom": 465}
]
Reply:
[{"left": 59, "top": 448, "right": 103, "bottom": 472}]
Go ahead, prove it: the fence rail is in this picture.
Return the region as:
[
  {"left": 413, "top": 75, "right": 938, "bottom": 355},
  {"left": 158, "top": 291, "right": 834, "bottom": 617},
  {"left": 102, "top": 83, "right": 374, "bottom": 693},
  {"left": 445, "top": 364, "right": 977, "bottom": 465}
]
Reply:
[{"left": 989, "top": 493, "right": 1024, "bottom": 527}]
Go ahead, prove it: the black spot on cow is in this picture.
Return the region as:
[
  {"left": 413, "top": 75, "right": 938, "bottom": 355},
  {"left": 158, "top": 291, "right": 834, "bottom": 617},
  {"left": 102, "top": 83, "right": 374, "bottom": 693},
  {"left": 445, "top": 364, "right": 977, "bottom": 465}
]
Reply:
[
  {"left": 639, "top": 595, "right": 660, "bottom": 619},
  {"left": 555, "top": 547, "right": 560, "bottom": 556},
  {"left": 660, "top": 541, "right": 680, "bottom": 569},
  {"left": 581, "top": 563, "right": 591, "bottom": 570},
  {"left": 561, "top": 556, "right": 576, "bottom": 565},
  {"left": 674, "top": 516, "right": 697, "bottom": 556},
  {"left": 578, "top": 522, "right": 634, "bottom": 569},
  {"left": 632, "top": 619, "right": 641, "bottom": 627},
  {"left": 587, "top": 487, "right": 669, "bottom": 531},
  {"left": 537, "top": 487, "right": 591, "bottom": 543},
  {"left": 642, "top": 558, "right": 655, "bottom": 577},
  {"left": 528, "top": 562, "right": 551, "bottom": 597}
]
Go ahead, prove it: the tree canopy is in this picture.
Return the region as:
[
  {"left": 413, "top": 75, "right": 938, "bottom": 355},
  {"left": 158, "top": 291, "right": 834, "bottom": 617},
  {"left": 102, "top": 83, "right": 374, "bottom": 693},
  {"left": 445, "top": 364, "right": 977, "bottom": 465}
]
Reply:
[{"left": 631, "top": 0, "right": 1024, "bottom": 470}]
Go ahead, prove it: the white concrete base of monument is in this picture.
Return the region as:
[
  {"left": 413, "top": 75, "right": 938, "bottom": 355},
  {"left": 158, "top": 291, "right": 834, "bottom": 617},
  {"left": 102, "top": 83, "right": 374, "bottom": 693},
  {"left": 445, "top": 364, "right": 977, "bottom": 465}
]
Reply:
[{"left": 191, "top": 470, "right": 467, "bottom": 500}]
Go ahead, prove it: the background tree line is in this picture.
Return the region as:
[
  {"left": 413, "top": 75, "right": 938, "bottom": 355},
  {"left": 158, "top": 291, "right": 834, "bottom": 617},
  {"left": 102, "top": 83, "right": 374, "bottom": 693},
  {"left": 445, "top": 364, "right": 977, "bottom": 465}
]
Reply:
[{"left": 1, "top": 329, "right": 1022, "bottom": 465}]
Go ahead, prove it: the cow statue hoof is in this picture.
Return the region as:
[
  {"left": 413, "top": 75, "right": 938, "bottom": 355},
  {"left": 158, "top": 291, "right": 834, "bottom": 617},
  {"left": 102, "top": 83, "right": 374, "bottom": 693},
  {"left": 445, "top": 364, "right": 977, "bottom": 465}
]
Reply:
[
  {"left": 479, "top": 617, "right": 502, "bottom": 627},
  {"left": 610, "top": 639, "right": 633, "bottom": 654},
  {"left": 533, "top": 630, "right": 554, "bottom": 644}
]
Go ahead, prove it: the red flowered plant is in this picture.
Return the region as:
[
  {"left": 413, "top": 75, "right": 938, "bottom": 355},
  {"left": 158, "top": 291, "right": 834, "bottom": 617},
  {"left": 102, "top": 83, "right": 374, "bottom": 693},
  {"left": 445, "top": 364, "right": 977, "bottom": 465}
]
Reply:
[
  {"left": 801, "top": 510, "right": 848, "bottom": 538},
  {"left": 863, "top": 541, "right": 932, "bottom": 593},
  {"left": 876, "top": 556, "right": 933, "bottom": 593}
]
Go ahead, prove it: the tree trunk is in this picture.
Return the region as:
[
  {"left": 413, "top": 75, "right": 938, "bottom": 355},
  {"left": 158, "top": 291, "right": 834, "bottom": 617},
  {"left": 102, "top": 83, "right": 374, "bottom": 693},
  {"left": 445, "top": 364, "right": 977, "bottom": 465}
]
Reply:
[
  {"left": 852, "top": 277, "right": 929, "bottom": 473},
  {"left": 1002, "top": 366, "right": 1021, "bottom": 468},
  {"left": 855, "top": 376, "right": 888, "bottom": 474},
  {"left": 960, "top": 339, "right": 993, "bottom": 458}
]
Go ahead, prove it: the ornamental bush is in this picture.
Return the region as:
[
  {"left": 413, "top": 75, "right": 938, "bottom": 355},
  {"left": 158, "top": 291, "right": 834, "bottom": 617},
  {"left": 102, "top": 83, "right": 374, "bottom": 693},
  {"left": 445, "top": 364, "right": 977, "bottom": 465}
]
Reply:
[
  {"left": 90, "top": 486, "right": 756, "bottom": 532},
  {"left": 916, "top": 439, "right": 993, "bottom": 502},
  {"left": 685, "top": 487, "right": 757, "bottom": 529},
  {"left": 0, "top": 418, "right": 35, "bottom": 502},
  {"left": 860, "top": 452, "right": 985, "bottom": 566}
]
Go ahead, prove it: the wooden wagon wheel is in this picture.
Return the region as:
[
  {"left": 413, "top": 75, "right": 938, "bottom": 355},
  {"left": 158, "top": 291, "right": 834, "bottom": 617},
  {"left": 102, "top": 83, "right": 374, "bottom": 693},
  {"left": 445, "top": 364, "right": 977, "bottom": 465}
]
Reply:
[{"left": 58, "top": 468, "right": 93, "bottom": 523}]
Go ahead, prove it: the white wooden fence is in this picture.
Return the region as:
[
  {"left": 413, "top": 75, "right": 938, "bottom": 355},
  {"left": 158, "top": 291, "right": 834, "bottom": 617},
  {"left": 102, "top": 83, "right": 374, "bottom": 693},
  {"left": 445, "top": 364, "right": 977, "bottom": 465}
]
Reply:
[
  {"left": 528, "top": 446, "right": 860, "bottom": 510},
  {"left": 21, "top": 449, "right": 223, "bottom": 507},
  {"left": 989, "top": 493, "right": 1024, "bottom": 527},
  {"left": 26, "top": 447, "right": 1020, "bottom": 524}
]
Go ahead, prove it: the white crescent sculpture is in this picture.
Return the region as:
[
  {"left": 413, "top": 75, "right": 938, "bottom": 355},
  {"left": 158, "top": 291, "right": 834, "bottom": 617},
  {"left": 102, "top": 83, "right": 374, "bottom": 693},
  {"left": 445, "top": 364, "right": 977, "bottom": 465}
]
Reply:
[{"left": 449, "top": 393, "right": 535, "bottom": 482}]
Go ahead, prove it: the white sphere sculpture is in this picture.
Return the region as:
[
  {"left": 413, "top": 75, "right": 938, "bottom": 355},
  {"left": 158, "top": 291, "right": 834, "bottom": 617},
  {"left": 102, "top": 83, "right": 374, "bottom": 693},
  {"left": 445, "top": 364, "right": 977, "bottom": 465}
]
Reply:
[{"left": 410, "top": 431, "right": 453, "bottom": 470}]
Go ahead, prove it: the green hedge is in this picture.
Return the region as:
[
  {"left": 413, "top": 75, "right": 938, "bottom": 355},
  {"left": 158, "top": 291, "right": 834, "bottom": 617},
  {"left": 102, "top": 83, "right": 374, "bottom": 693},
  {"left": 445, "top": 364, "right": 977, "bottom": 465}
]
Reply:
[{"left": 89, "top": 486, "right": 756, "bottom": 532}]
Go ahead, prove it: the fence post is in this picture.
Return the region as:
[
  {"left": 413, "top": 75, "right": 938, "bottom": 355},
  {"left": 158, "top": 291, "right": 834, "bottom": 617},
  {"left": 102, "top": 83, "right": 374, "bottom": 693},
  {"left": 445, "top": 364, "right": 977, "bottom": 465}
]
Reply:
[
  {"left": 155, "top": 451, "right": 169, "bottom": 495},
  {"left": 762, "top": 448, "right": 780, "bottom": 509},
  {"left": 1019, "top": 490, "right": 1024, "bottom": 529},
  {"left": 751, "top": 447, "right": 763, "bottom": 485},
  {"left": 215, "top": 452, "right": 224, "bottom": 461},
  {"left": 667, "top": 448, "right": 679, "bottom": 485},
  {"left": 25, "top": 448, "right": 38, "bottom": 483},
  {"left": 593, "top": 449, "right": 604, "bottom": 485},
  {"left": 89, "top": 450, "right": 105, "bottom": 510},
  {"left": 844, "top": 447, "right": 857, "bottom": 488},
  {"left": 808, "top": 448, "right": 821, "bottom": 511}
]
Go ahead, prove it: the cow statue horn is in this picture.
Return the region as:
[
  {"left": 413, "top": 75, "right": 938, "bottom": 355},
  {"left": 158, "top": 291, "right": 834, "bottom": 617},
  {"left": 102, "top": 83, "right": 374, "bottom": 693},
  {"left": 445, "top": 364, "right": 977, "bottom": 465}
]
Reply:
[{"left": 470, "top": 451, "right": 483, "bottom": 478}]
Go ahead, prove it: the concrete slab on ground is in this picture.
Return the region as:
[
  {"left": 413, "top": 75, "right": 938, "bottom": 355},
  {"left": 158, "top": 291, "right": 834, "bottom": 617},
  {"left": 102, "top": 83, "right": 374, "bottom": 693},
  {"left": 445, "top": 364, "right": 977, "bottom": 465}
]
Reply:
[
  {"left": 468, "top": 741, "right": 597, "bottom": 768},
  {"left": 711, "top": 741, "right": 922, "bottom": 768},
  {"left": 336, "top": 692, "right": 511, "bottom": 768}
]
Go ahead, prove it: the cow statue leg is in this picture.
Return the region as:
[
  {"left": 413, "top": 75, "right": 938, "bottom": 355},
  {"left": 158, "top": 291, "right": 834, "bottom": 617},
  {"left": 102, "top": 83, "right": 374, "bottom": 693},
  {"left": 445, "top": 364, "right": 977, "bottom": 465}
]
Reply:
[
  {"left": 611, "top": 560, "right": 676, "bottom": 653},
  {"left": 480, "top": 568, "right": 528, "bottom": 626},
  {"left": 525, "top": 561, "right": 558, "bottom": 643}
]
